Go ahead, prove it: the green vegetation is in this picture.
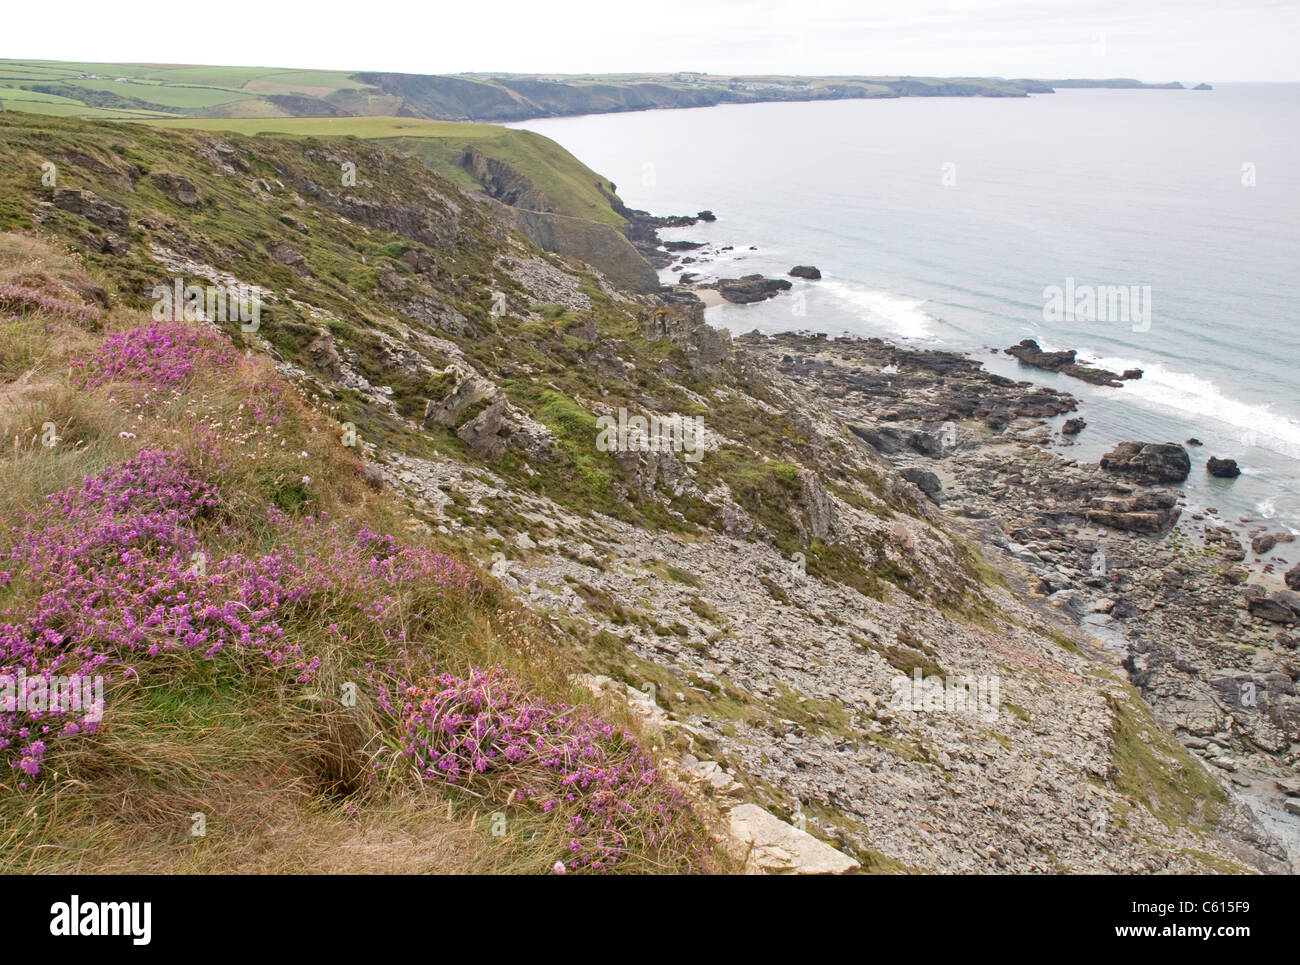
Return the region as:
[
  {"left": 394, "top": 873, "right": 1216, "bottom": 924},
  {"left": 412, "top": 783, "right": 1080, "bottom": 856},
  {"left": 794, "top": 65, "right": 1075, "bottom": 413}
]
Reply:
[
  {"left": 138, "top": 116, "right": 628, "bottom": 228},
  {"left": 1103, "top": 680, "right": 1228, "bottom": 836},
  {"left": 0, "top": 231, "right": 724, "bottom": 874}
]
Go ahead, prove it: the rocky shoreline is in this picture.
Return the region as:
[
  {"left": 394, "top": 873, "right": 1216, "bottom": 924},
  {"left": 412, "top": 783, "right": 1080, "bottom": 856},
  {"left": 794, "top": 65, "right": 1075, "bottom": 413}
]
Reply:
[
  {"left": 374, "top": 297, "right": 1294, "bottom": 869},
  {"left": 738, "top": 330, "right": 1300, "bottom": 861},
  {"left": 629, "top": 213, "right": 1299, "bottom": 864}
]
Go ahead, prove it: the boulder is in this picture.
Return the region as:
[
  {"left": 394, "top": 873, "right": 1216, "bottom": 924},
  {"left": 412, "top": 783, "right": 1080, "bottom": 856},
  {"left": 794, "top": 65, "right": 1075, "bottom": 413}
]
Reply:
[
  {"left": 1249, "top": 592, "right": 1300, "bottom": 624},
  {"left": 727, "top": 804, "right": 859, "bottom": 875},
  {"left": 788, "top": 265, "right": 822, "bottom": 280},
  {"left": 1206, "top": 457, "right": 1241, "bottom": 478},
  {"left": 456, "top": 397, "right": 510, "bottom": 461},
  {"left": 1099, "top": 442, "right": 1190, "bottom": 485},
  {"left": 1248, "top": 533, "right": 1289, "bottom": 556},
  {"left": 270, "top": 242, "right": 309, "bottom": 275},
  {"left": 1286, "top": 563, "right": 1300, "bottom": 591},
  {"left": 1252, "top": 533, "right": 1278, "bottom": 555},
  {"left": 1062, "top": 418, "right": 1086, "bottom": 435}
]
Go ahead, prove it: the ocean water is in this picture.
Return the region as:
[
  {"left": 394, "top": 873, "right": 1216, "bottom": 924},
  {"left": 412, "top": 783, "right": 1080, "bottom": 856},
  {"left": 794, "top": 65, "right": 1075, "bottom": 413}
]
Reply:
[{"left": 511, "top": 86, "right": 1300, "bottom": 546}]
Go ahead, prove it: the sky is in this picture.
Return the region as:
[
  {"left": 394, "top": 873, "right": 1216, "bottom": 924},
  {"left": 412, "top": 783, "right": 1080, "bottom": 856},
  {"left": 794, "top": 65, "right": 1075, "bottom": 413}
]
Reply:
[{"left": 3, "top": 0, "right": 1298, "bottom": 82}]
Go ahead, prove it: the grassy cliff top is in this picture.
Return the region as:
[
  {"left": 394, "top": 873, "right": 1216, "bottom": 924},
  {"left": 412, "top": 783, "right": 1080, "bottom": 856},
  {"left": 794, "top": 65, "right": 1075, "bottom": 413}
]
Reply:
[
  {"left": 141, "top": 116, "right": 628, "bottom": 228},
  {"left": 0, "top": 58, "right": 1189, "bottom": 126}
]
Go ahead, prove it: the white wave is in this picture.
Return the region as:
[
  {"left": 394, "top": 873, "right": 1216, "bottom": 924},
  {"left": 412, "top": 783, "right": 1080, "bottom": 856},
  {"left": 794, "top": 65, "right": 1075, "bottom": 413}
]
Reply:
[
  {"left": 1075, "top": 349, "right": 1300, "bottom": 458},
  {"left": 819, "top": 279, "right": 936, "bottom": 340}
]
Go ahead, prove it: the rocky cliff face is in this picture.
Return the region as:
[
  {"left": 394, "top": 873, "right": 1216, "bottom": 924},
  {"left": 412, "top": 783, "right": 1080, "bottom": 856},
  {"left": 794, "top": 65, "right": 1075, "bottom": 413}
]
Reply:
[
  {"left": 1, "top": 111, "right": 1289, "bottom": 873},
  {"left": 486, "top": 199, "right": 660, "bottom": 294},
  {"left": 459, "top": 146, "right": 556, "bottom": 213}
]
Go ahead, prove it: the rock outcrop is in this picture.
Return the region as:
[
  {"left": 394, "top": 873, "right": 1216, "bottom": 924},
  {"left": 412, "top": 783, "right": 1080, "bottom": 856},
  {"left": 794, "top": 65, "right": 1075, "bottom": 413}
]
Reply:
[
  {"left": 1099, "top": 442, "right": 1191, "bottom": 485},
  {"left": 901, "top": 467, "right": 942, "bottom": 503},
  {"left": 149, "top": 172, "right": 201, "bottom": 206},
  {"left": 423, "top": 365, "right": 553, "bottom": 462},
  {"left": 1086, "top": 490, "right": 1182, "bottom": 534},
  {"left": 1005, "top": 339, "right": 1129, "bottom": 387},
  {"left": 51, "top": 188, "right": 128, "bottom": 234},
  {"left": 458, "top": 146, "right": 554, "bottom": 214},
  {"left": 642, "top": 296, "right": 731, "bottom": 378},
  {"left": 715, "top": 274, "right": 792, "bottom": 304}
]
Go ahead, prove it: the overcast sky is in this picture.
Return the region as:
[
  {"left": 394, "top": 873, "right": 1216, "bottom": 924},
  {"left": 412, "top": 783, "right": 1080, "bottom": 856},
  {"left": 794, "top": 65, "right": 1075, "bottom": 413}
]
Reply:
[{"left": 5, "top": 0, "right": 1298, "bottom": 82}]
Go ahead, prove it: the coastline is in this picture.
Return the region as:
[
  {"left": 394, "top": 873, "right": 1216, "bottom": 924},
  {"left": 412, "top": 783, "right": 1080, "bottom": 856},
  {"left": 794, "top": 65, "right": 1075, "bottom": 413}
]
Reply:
[
  {"left": 650, "top": 236, "right": 1299, "bottom": 578},
  {"left": 632, "top": 211, "right": 1300, "bottom": 864},
  {"left": 737, "top": 327, "right": 1299, "bottom": 866}
]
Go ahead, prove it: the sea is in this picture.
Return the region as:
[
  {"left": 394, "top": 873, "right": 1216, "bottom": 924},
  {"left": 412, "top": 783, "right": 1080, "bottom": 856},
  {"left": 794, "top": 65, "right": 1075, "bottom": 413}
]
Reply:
[{"left": 510, "top": 85, "right": 1300, "bottom": 554}]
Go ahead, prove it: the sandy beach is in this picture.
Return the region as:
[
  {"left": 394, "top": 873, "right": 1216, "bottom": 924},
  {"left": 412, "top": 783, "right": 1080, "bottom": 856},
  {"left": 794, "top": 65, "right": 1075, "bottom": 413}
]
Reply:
[{"left": 689, "top": 286, "right": 727, "bottom": 308}]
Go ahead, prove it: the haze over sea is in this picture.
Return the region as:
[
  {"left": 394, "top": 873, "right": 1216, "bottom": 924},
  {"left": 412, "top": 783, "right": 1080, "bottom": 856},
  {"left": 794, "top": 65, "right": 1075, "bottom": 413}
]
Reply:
[{"left": 513, "top": 85, "right": 1300, "bottom": 543}]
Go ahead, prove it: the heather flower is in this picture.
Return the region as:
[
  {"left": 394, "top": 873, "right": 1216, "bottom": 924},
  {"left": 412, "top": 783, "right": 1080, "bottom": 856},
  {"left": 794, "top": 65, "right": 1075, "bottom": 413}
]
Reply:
[
  {"left": 0, "top": 283, "right": 100, "bottom": 325},
  {"left": 1, "top": 448, "right": 484, "bottom": 780},
  {"left": 371, "top": 667, "right": 703, "bottom": 872},
  {"left": 74, "top": 321, "right": 235, "bottom": 390}
]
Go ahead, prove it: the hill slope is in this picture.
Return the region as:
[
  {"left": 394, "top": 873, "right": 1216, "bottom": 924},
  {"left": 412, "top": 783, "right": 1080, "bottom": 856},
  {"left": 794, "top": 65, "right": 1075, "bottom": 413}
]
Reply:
[{"left": 0, "top": 111, "right": 1279, "bottom": 874}]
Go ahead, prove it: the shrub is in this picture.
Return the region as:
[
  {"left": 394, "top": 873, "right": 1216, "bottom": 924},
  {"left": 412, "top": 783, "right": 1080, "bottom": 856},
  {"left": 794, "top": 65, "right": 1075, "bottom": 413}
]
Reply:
[
  {"left": 74, "top": 320, "right": 235, "bottom": 390},
  {"left": 0, "top": 283, "right": 100, "bottom": 326},
  {"left": 372, "top": 666, "right": 707, "bottom": 872}
]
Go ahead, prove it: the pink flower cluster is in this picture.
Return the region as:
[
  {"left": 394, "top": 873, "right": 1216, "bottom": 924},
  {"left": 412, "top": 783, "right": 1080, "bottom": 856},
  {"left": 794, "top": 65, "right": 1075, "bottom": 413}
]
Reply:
[
  {"left": 373, "top": 668, "right": 704, "bottom": 872},
  {"left": 0, "top": 447, "right": 483, "bottom": 783},
  {"left": 74, "top": 321, "right": 235, "bottom": 389},
  {"left": 0, "top": 283, "right": 101, "bottom": 325}
]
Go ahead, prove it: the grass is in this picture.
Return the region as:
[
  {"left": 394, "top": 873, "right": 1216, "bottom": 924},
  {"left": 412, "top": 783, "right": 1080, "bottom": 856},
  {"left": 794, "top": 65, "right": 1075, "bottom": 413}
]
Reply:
[
  {"left": 0, "top": 234, "right": 721, "bottom": 874},
  {"left": 140, "top": 116, "right": 629, "bottom": 228},
  {"left": 1102, "top": 679, "right": 1229, "bottom": 837}
]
